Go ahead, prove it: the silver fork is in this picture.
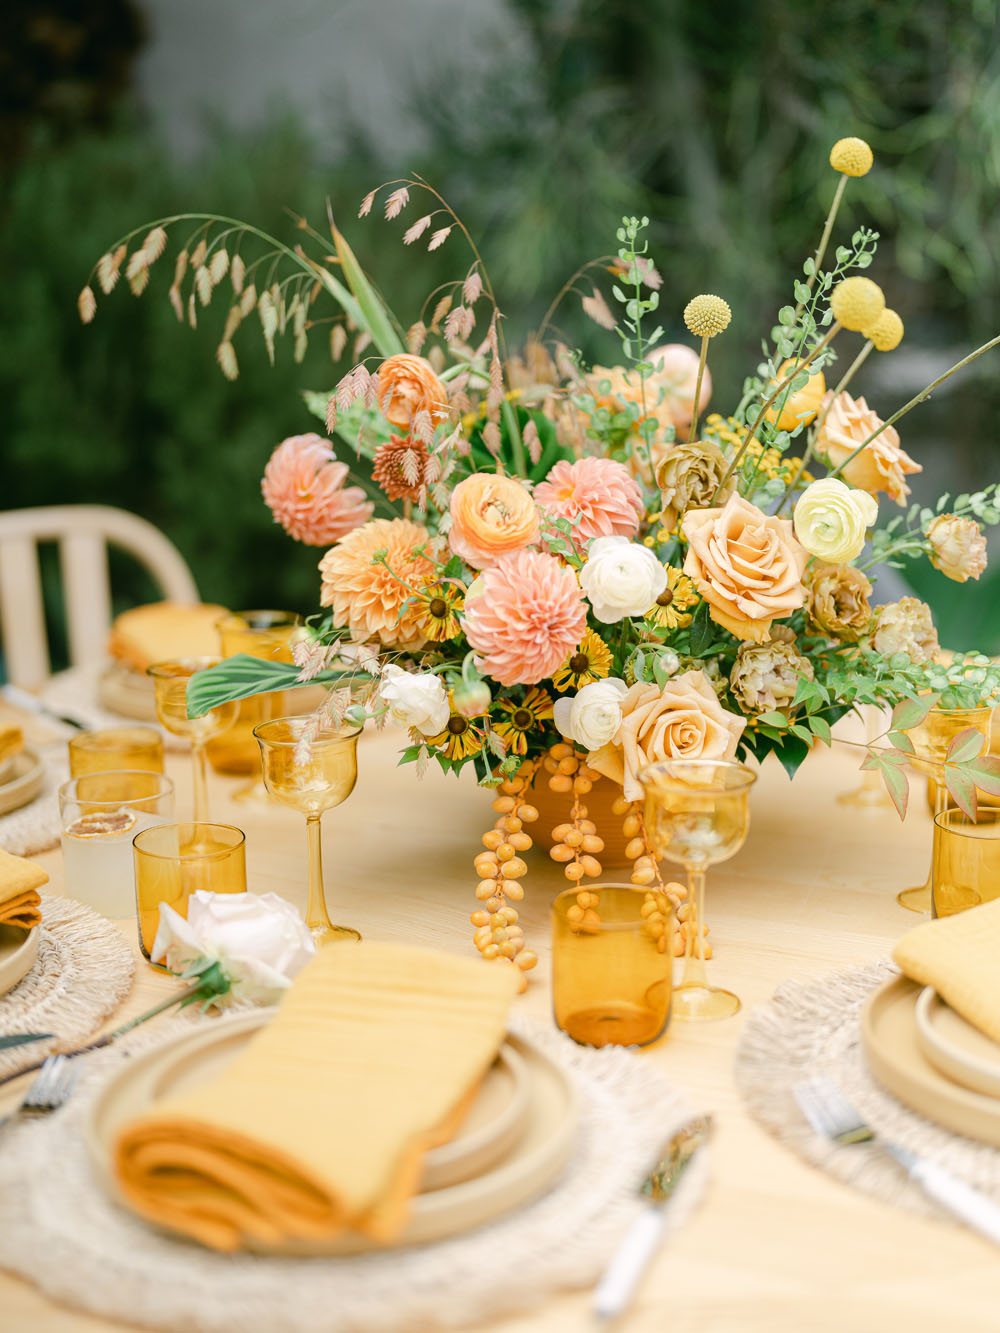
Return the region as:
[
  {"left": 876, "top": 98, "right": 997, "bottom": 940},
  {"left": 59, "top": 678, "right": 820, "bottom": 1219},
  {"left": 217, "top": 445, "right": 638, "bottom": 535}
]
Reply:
[
  {"left": 0, "top": 1055, "right": 76, "bottom": 1130},
  {"left": 794, "top": 1074, "right": 1000, "bottom": 1247}
]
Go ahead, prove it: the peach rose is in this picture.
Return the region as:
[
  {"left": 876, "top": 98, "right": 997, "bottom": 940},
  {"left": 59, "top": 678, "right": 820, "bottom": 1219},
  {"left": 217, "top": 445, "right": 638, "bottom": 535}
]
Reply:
[
  {"left": 588, "top": 670, "right": 746, "bottom": 801},
  {"left": 682, "top": 494, "right": 808, "bottom": 643},
  {"left": 448, "top": 473, "right": 540, "bottom": 569},
  {"left": 926, "top": 514, "right": 988, "bottom": 583},
  {"left": 377, "top": 354, "right": 449, "bottom": 430},
  {"left": 815, "top": 391, "right": 921, "bottom": 506}
]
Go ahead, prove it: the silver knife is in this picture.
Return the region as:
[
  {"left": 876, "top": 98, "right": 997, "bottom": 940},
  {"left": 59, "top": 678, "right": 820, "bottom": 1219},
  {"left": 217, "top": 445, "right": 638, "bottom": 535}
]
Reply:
[{"left": 592, "top": 1114, "right": 712, "bottom": 1322}]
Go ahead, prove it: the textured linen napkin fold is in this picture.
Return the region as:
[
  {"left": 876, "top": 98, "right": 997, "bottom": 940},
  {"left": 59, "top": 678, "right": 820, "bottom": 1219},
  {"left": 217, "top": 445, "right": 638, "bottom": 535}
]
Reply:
[
  {"left": 113, "top": 940, "right": 520, "bottom": 1252},
  {"left": 0, "top": 847, "right": 46, "bottom": 929},
  {"left": 893, "top": 896, "right": 1000, "bottom": 1043}
]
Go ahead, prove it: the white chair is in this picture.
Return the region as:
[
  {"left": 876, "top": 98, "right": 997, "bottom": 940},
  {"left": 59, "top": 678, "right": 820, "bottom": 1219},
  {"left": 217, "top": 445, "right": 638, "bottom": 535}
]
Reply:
[{"left": 0, "top": 505, "right": 199, "bottom": 687}]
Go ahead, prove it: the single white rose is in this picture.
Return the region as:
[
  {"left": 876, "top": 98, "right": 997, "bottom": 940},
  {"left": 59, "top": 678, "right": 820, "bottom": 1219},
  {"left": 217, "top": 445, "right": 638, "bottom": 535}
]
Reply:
[
  {"left": 579, "top": 536, "right": 669, "bottom": 623},
  {"left": 553, "top": 677, "right": 629, "bottom": 751},
  {"left": 152, "top": 890, "right": 315, "bottom": 1006},
  {"left": 793, "top": 478, "right": 879, "bottom": 563},
  {"left": 377, "top": 663, "right": 450, "bottom": 735}
]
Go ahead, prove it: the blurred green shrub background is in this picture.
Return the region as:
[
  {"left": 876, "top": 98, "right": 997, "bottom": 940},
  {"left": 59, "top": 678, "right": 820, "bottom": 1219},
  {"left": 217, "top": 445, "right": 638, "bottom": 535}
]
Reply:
[{"left": 3, "top": 0, "right": 999, "bottom": 662}]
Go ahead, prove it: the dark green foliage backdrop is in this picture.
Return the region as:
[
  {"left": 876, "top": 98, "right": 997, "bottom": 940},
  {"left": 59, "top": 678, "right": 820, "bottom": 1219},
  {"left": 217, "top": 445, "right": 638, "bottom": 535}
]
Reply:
[{"left": 3, "top": 0, "right": 1000, "bottom": 661}]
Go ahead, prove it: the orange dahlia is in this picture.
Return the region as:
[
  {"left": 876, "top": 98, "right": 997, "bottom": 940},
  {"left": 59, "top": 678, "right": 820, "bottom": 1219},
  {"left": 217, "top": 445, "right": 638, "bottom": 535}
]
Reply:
[{"left": 318, "top": 518, "right": 435, "bottom": 649}]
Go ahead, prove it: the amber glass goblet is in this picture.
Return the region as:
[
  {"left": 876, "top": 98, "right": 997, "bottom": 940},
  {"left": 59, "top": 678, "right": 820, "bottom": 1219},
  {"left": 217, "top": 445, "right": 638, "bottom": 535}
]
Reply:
[
  {"left": 641, "top": 758, "right": 757, "bottom": 1022},
  {"left": 898, "top": 705, "right": 993, "bottom": 913},
  {"left": 254, "top": 715, "right": 361, "bottom": 944},
  {"left": 133, "top": 822, "right": 246, "bottom": 960},
  {"left": 148, "top": 658, "right": 239, "bottom": 824},
  {"left": 207, "top": 610, "right": 301, "bottom": 801},
  {"left": 932, "top": 807, "right": 1000, "bottom": 918},
  {"left": 68, "top": 725, "right": 164, "bottom": 778}
]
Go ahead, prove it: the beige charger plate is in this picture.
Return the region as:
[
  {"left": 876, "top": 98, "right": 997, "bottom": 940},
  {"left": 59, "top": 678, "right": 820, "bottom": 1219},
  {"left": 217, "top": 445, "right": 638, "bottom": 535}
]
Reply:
[
  {"left": 97, "top": 663, "right": 158, "bottom": 722},
  {"left": 862, "top": 975, "right": 1000, "bottom": 1147},
  {"left": 87, "top": 1011, "right": 576, "bottom": 1254},
  {"left": 914, "top": 985, "right": 1000, "bottom": 1100},
  {"left": 0, "top": 924, "right": 39, "bottom": 997},
  {"left": 0, "top": 748, "right": 45, "bottom": 817}
]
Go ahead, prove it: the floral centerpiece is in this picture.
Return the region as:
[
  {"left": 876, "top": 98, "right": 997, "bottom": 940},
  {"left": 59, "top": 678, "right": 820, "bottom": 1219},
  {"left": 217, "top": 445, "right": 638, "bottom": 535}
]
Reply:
[{"left": 81, "top": 137, "right": 1000, "bottom": 984}]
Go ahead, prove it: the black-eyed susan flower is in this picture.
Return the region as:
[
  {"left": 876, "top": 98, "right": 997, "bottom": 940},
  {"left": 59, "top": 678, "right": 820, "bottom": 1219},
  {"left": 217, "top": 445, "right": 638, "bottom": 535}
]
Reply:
[
  {"left": 551, "top": 629, "right": 613, "bottom": 692},
  {"left": 645, "top": 567, "right": 700, "bottom": 631},
  {"left": 415, "top": 580, "right": 464, "bottom": 641},
  {"left": 425, "top": 701, "right": 486, "bottom": 761},
  {"left": 493, "top": 688, "right": 554, "bottom": 755}
]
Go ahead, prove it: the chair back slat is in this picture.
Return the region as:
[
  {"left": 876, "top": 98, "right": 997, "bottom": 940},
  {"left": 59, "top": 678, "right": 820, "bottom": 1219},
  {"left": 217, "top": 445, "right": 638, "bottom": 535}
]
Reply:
[
  {"left": 59, "top": 533, "right": 112, "bottom": 670},
  {"left": 0, "top": 505, "right": 200, "bottom": 687},
  {"left": 0, "top": 536, "right": 49, "bottom": 687}
]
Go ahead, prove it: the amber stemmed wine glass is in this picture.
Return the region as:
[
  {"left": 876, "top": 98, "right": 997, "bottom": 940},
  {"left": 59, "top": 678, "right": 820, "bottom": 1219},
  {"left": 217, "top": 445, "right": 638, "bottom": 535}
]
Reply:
[
  {"left": 898, "top": 705, "right": 993, "bottom": 913},
  {"left": 148, "top": 658, "right": 239, "bottom": 823},
  {"left": 254, "top": 715, "right": 361, "bottom": 944},
  {"left": 641, "top": 758, "right": 757, "bottom": 1022}
]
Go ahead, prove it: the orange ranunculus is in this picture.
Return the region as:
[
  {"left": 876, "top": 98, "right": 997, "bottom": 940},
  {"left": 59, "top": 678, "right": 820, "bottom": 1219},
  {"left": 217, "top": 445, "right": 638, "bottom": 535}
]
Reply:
[
  {"left": 682, "top": 494, "right": 808, "bottom": 643},
  {"left": 764, "top": 359, "right": 826, "bottom": 432},
  {"left": 815, "top": 390, "right": 921, "bottom": 506},
  {"left": 448, "top": 473, "right": 540, "bottom": 570},
  {"left": 377, "top": 354, "right": 449, "bottom": 430}
]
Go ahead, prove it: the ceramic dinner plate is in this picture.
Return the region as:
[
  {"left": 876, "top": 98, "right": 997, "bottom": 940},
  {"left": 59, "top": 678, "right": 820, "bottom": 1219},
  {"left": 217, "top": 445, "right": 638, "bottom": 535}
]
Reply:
[
  {"left": 86, "top": 1012, "right": 576, "bottom": 1254},
  {"left": 0, "top": 924, "right": 39, "bottom": 997},
  {"left": 97, "top": 663, "right": 158, "bottom": 722},
  {"left": 862, "top": 975, "right": 1000, "bottom": 1146},
  {"left": 914, "top": 986, "right": 1000, "bottom": 1100},
  {"left": 0, "top": 748, "right": 44, "bottom": 817}
]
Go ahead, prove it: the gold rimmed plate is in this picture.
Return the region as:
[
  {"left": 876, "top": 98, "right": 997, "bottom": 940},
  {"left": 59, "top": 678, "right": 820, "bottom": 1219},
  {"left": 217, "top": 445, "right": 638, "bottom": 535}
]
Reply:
[
  {"left": 862, "top": 975, "right": 1000, "bottom": 1147},
  {"left": 86, "top": 1012, "right": 576, "bottom": 1254},
  {"left": 0, "top": 748, "right": 44, "bottom": 817},
  {"left": 0, "top": 924, "right": 39, "bottom": 997}
]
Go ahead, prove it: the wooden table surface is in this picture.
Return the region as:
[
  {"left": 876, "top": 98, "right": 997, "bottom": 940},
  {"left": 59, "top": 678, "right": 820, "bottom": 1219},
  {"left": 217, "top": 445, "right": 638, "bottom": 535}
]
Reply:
[{"left": 2, "top": 714, "right": 998, "bottom": 1333}]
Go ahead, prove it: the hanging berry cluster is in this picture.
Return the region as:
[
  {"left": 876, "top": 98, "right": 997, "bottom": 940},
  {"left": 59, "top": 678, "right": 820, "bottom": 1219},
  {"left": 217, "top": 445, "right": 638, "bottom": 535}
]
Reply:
[
  {"left": 543, "top": 742, "right": 606, "bottom": 885},
  {"left": 613, "top": 793, "right": 710, "bottom": 960},
  {"left": 470, "top": 758, "right": 539, "bottom": 991}
]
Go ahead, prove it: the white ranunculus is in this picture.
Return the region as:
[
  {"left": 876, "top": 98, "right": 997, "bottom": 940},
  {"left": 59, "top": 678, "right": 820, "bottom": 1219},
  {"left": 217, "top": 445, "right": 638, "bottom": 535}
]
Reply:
[
  {"left": 377, "top": 664, "right": 450, "bottom": 736},
  {"left": 579, "top": 536, "right": 669, "bottom": 623},
  {"left": 152, "top": 891, "right": 315, "bottom": 1006},
  {"left": 553, "top": 677, "right": 629, "bottom": 751},
  {"left": 793, "top": 477, "right": 879, "bottom": 564}
]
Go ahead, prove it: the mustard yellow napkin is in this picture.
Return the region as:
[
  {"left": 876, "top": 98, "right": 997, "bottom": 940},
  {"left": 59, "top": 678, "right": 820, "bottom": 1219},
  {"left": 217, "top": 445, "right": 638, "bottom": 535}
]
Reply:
[
  {"left": 114, "top": 941, "right": 520, "bottom": 1252},
  {"left": 893, "top": 897, "right": 1000, "bottom": 1044},
  {"left": 0, "top": 847, "right": 46, "bottom": 930}
]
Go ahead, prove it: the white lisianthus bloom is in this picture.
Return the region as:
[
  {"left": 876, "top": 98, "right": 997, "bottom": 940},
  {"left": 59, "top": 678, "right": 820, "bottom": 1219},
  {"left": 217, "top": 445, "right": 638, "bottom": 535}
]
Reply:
[
  {"left": 553, "top": 677, "right": 629, "bottom": 751},
  {"left": 579, "top": 536, "right": 669, "bottom": 623},
  {"left": 377, "top": 663, "right": 450, "bottom": 735},
  {"left": 793, "top": 477, "right": 878, "bottom": 564},
  {"left": 152, "top": 891, "right": 315, "bottom": 1006}
]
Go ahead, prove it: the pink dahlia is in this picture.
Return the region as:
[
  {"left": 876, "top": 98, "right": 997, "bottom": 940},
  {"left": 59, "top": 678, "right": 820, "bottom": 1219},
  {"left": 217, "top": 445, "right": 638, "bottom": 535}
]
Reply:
[
  {"left": 534, "top": 456, "right": 643, "bottom": 551},
  {"left": 462, "top": 549, "right": 588, "bottom": 686},
  {"left": 262, "top": 433, "right": 373, "bottom": 546}
]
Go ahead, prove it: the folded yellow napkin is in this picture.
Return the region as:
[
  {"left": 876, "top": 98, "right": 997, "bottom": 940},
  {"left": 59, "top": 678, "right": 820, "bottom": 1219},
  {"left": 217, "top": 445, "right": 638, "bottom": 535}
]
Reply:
[
  {"left": 0, "top": 723, "right": 23, "bottom": 767},
  {"left": 114, "top": 941, "right": 520, "bottom": 1252},
  {"left": 893, "top": 897, "right": 1000, "bottom": 1044},
  {"left": 0, "top": 848, "right": 46, "bottom": 930}
]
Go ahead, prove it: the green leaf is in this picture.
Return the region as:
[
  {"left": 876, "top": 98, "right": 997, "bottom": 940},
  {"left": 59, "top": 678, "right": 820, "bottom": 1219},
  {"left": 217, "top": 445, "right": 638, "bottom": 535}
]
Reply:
[
  {"left": 775, "top": 733, "right": 811, "bottom": 780},
  {"left": 891, "top": 695, "right": 939, "bottom": 732},
  {"left": 186, "top": 654, "right": 372, "bottom": 718},
  {"left": 886, "top": 730, "right": 914, "bottom": 754},
  {"left": 808, "top": 715, "right": 832, "bottom": 743},
  {"left": 946, "top": 727, "right": 986, "bottom": 765},
  {"left": 329, "top": 224, "right": 404, "bottom": 358},
  {"left": 0, "top": 1032, "right": 53, "bottom": 1051},
  {"left": 878, "top": 758, "right": 909, "bottom": 820},
  {"left": 687, "top": 601, "right": 714, "bottom": 657},
  {"left": 964, "top": 758, "right": 1000, "bottom": 797},
  {"left": 755, "top": 710, "right": 789, "bottom": 728},
  {"left": 944, "top": 766, "right": 978, "bottom": 820},
  {"left": 789, "top": 724, "right": 813, "bottom": 743}
]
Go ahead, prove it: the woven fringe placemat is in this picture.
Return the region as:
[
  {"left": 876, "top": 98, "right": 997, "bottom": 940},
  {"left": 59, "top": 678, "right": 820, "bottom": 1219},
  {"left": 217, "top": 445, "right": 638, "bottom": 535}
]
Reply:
[
  {"left": 0, "top": 1011, "right": 708, "bottom": 1333},
  {"left": 735, "top": 961, "right": 1000, "bottom": 1224},
  {"left": 0, "top": 895, "right": 135, "bottom": 1078},
  {"left": 0, "top": 742, "right": 68, "bottom": 857}
]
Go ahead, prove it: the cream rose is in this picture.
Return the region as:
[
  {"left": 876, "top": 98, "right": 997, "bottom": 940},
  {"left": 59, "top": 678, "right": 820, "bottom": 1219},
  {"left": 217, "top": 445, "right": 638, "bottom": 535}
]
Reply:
[
  {"left": 377, "top": 664, "right": 450, "bottom": 736},
  {"left": 927, "top": 514, "right": 988, "bottom": 583},
  {"left": 553, "top": 677, "right": 629, "bottom": 751},
  {"left": 682, "top": 495, "right": 808, "bottom": 643},
  {"left": 580, "top": 536, "right": 668, "bottom": 623},
  {"left": 152, "top": 891, "right": 315, "bottom": 1006},
  {"left": 815, "top": 391, "right": 921, "bottom": 505},
  {"left": 588, "top": 670, "right": 746, "bottom": 801},
  {"left": 793, "top": 478, "right": 878, "bottom": 564}
]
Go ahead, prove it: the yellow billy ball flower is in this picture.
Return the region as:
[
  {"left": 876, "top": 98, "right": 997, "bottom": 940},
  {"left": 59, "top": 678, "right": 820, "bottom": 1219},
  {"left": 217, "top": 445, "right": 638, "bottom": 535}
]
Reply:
[
  {"left": 830, "top": 276, "right": 885, "bottom": 332},
  {"left": 683, "top": 294, "right": 732, "bottom": 338},
  {"left": 829, "top": 137, "right": 874, "bottom": 177},
  {"left": 862, "top": 307, "right": 904, "bottom": 351}
]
